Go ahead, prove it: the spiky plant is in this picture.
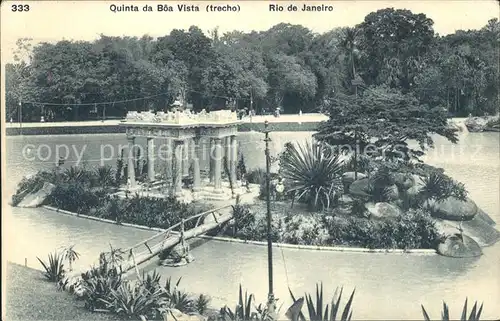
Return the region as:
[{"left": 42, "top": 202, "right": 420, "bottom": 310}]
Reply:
[
  {"left": 194, "top": 294, "right": 211, "bottom": 315},
  {"left": 280, "top": 141, "right": 344, "bottom": 211},
  {"left": 37, "top": 251, "right": 65, "bottom": 282},
  {"left": 219, "top": 285, "right": 257, "bottom": 321},
  {"left": 289, "top": 283, "right": 355, "bottom": 321},
  {"left": 421, "top": 298, "right": 483, "bottom": 321},
  {"left": 94, "top": 165, "right": 115, "bottom": 187}
]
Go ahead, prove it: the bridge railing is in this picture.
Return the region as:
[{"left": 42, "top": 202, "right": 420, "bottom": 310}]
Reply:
[{"left": 87, "top": 204, "right": 233, "bottom": 273}]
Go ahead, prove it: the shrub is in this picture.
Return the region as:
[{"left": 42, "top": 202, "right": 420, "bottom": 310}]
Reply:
[
  {"left": 281, "top": 214, "right": 329, "bottom": 245},
  {"left": 47, "top": 182, "right": 106, "bottom": 213},
  {"left": 322, "top": 209, "right": 440, "bottom": 249}
]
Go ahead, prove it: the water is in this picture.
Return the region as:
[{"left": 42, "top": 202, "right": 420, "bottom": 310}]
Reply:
[{"left": 4, "top": 130, "right": 500, "bottom": 320}]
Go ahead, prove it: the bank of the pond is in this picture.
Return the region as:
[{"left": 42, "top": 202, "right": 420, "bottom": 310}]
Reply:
[
  {"left": 5, "top": 262, "right": 123, "bottom": 321},
  {"left": 40, "top": 205, "right": 437, "bottom": 254},
  {"left": 5, "top": 114, "right": 326, "bottom": 136}
]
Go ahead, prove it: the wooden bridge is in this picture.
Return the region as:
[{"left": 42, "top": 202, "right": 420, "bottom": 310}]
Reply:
[{"left": 97, "top": 205, "right": 234, "bottom": 274}]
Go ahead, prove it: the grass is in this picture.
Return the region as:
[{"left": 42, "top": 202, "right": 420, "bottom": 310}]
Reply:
[{"left": 5, "top": 262, "right": 124, "bottom": 321}]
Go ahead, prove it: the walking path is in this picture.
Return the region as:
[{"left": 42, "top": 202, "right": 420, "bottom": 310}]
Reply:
[{"left": 6, "top": 113, "right": 328, "bottom": 128}]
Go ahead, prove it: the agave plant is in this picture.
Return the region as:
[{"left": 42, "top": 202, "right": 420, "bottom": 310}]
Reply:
[
  {"left": 421, "top": 298, "right": 483, "bottom": 321},
  {"left": 94, "top": 165, "right": 115, "bottom": 187},
  {"left": 194, "top": 294, "right": 211, "bottom": 315},
  {"left": 62, "top": 245, "right": 80, "bottom": 272},
  {"left": 142, "top": 269, "right": 162, "bottom": 293},
  {"left": 219, "top": 285, "right": 259, "bottom": 321},
  {"left": 63, "top": 166, "right": 85, "bottom": 182},
  {"left": 289, "top": 283, "right": 355, "bottom": 321},
  {"left": 280, "top": 141, "right": 344, "bottom": 211},
  {"left": 99, "top": 281, "right": 167, "bottom": 319},
  {"left": 37, "top": 251, "right": 65, "bottom": 282},
  {"left": 163, "top": 277, "right": 194, "bottom": 313},
  {"left": 419, "top": 172, "right": 468, "bottom": 203}
]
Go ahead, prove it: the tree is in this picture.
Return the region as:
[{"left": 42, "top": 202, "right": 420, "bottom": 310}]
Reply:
[
  {"left": 357, "top": 8, "right": 435, "bottom": 90},
  {"left": 315, "top": 86, "right": 459, "bottom": 177}
]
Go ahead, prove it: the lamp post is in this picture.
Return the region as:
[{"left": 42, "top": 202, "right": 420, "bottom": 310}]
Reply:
[
  {"left": 18, "top": 100, "right": 23, "bottom": 135},
  {"left": 263, "top": 120, "right": 276, "bottom": 317}
]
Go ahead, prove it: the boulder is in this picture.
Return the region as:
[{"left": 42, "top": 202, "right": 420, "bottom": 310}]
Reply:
[
  {"left": 425, "top": 197, "right": 478, "bottom": 221},
  {"left": 386, "top": 184, "right": 400, "bottom": 201},
  {"left": 476, "top": 208, "right": 496, "bottom": 226},
  {"left": 392, "top": 173, "right": 415, "bottom": 190},
  {"left": 465, "top": 116, "right": 499, "bottom": 132},
  {"left": 435, "top": 217, "right": 500, "bottom": 247},
  {"left": 17, "top": 182, "right": 56, "bottom": 208},
  {"left": 365, "top": 202, "right": 402, "bottom": 220},
  {"left": 164, "top": 309, "right": 207, "bottom": 321},
  {"left": 342, "top": 172, "right": 367, "bottom": 188},
  {"left": 437, "top": 234, "right": 482, "bottom": 258},
  {"left": 349, "top": 178, "right": 371, "bottom": 198},
  {"left": 339, "top": 194, "right": 354, "bottom": 205}
]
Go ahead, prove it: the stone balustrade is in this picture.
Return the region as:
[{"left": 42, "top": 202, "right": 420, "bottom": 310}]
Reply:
[{"left": 125, "top": 109, "right": 238, "bottom": 125}]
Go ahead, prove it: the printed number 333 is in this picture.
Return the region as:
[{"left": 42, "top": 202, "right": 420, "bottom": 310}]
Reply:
[{"left": 12, "top": 4, "right": 30, "bottom": 11}]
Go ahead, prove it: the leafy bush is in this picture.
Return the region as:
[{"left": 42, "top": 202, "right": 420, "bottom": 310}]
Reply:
[
  {"left": 246, "top": 168, "right": 266, "bottom": 185},
  {"left": 231, "top": 203, "right": 254, "bottom": 234},
  {"left": 323, "top": 209, "right": 440, "bottom": 249},
  {"left": 47, "top": 182, "right": 106, "bottom": 214},
  {"left": 37, "top": 251, "right": 65, "bottom": 282},
  {"left": 281, "top": 214, "right": 329, "bottom": 246},
  {"left": 280, "top": 141, "right": 343, "bottom": 211}
]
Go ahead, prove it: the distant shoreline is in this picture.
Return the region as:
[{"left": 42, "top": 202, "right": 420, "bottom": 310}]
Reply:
[
  {"left": 5, "top": 114, "right": 328, "bottom": 136},
  {"left": 4, "top": 115, "right": 471, "bottom": 136}
]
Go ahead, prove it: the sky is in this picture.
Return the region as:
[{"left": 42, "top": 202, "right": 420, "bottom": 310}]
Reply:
[{"left": 1, "top": 0, "right": 499, "bottom": 63}]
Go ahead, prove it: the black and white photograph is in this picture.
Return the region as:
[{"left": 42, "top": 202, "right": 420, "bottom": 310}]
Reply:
[{"left": 1, "top": 1, "right": 499, "bottom": 320}]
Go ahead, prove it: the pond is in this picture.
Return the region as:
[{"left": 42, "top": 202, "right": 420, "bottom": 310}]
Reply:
[{"left": 4, "top": 129, "right": 500, "bottom": 319}]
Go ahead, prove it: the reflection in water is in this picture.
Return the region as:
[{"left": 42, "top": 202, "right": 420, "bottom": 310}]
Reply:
[{"left": 4, "top": 131, "right": 500, "bottom": 320}]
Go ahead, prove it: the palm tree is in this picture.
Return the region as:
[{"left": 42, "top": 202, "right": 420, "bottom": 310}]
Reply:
[{"left": 63, "top": 245, "right": 80, "bottom": 272}]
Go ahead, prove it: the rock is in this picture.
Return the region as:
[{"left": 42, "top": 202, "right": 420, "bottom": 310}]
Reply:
[
  {"left": 342, "top": 172, "right": 367, "bottom": 187},
  {"left": 386, "top": 184, "right": 400, "bottom": 201},
  {"left": 425, "top": 197, "right": 478, "bottom": 221},
  {"left": 392, "top": 173, "right": 415, "bottom": 190},
  {"left": 365, "top": 202, "right": 402, "bottom": 220},
  {"left": 339, "top": 194, "right": 354, "bottom": 205},
  {"left": 435, "top": 217, "right": 500, "bottom": 247},
  {"left": 437, "top": 234, "right": 482, "bottom": 258},
  {"left": 164, "top": 309, "right": 207, "bottom": 321},
  {"left": 476, "top": 208, "right": 496, "bottom": 226},
  {"left": 17, "top": 182, "right": 56, "bottom": 208},
  {"left": 349, "top": 178, "right": 371, "bottom": 198},
  {"left": 465, "top": 116, "right": 500, "bottom": 132}
]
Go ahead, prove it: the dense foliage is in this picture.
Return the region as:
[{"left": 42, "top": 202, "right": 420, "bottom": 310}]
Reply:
[
  {"left": 13, "top": 165, "right": 211, "bottom": 229},
  {"left": 6, "top": 11, "right": 499, "bottom": 121},
  {"left": 224, "top": 203, "right": 440, "bottom": 250}
]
